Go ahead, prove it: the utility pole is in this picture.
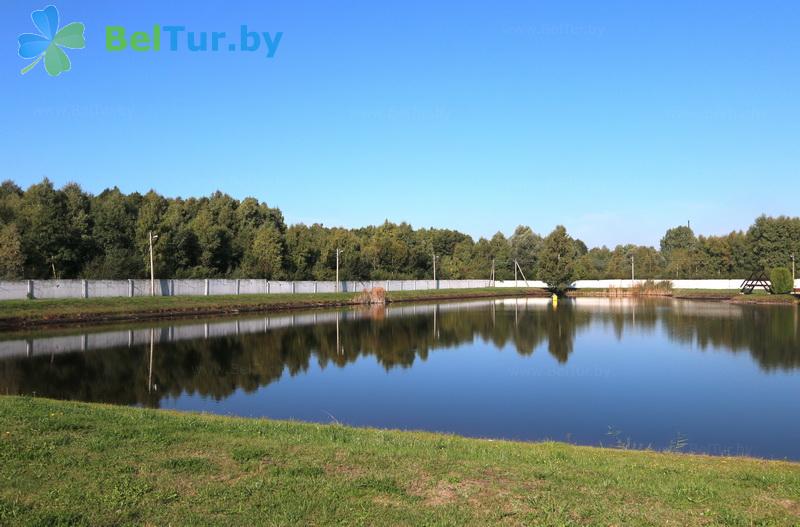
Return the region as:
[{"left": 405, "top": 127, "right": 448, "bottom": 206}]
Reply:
[
  {"left": 630, "top": 254, "right": 635, "bottom": 282},
  {"left": 432, "top": 252, "right": 438, "bottom": 282},
  {"left": 149, "top": 231, "right": 158, "bottom": 297},
  {"left": 491, "top": 258, "right": 495, "bottom": 284},
  {"left": 514, "top": 260, "right": 530, "bottom": 287},
  {"left": 335, "top": 248, "right": 344, "bottom": 292},
  {"left": 791, "top": 253, "right": 796, "bottom": 282}
]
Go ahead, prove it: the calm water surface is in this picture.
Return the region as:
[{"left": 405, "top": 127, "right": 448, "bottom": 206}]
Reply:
[{"left": 1, "top": 298, "right": 799, "bottom": 459}]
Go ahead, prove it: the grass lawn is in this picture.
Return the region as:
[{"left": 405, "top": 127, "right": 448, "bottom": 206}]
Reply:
[
  {"left": 1, "top": 397, "right": 799, "bottom": 526},
  {"left": 0, "top": 288, "right": 542, "bottom": 329}
]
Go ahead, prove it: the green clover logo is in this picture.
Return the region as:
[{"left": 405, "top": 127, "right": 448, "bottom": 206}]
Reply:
[{"left": 18, "top": 5, "right": 85, "bottom": 77}]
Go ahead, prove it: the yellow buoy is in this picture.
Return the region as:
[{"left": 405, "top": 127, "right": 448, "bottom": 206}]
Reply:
[{"left": 552, "top": 293, "right": 558, "bottom": 307}]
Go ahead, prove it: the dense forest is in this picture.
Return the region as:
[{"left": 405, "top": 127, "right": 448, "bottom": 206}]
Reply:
[{"left": 0, "top": 179, "right": 798, "bottom": 281}]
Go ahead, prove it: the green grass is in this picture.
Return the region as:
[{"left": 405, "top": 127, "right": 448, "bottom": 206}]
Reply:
[
  {"left": 730, "top": 294, "right": 799, "bottom": 304},
  {"left": 673, "top": 289, "right": 742, "bottom": 295},
  {"left": 0, "top": 288, "right": 541, "bottom": 329},
  {"left": 1, "top": 397, "right": 798, "bottom": 526}
]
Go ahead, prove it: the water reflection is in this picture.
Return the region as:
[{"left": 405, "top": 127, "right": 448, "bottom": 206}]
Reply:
[{"left": 1, "top": 298, "right": 797, "bottom": 409}]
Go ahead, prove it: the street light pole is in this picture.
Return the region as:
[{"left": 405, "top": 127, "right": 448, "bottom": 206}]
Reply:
[
  {"left": 630, "top": 255, "right": 635, "bottom": 282},
  {"left": 432, "top": 252, "right": 438, "bottom": 288},
  {"left": 149, "top": 231, "right": 158, "bottom": 297},
  {"left": 335, "top": 248, "right": 344, "bottom": 292},
  {"left": 791, "top": 253, "right": 796, "bottom": 282}
]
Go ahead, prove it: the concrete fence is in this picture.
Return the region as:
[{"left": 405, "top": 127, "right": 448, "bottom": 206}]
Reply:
[
  {"left": 0, "top": 279, "right": 492, "bottom": 301},
  {"left": 0, "top": 278, "right": 797, "bottom": 302}
]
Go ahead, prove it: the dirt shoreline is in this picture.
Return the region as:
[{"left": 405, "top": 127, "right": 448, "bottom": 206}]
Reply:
[{"left": 0, "top": 289, "right": 795, "bottom": 332}]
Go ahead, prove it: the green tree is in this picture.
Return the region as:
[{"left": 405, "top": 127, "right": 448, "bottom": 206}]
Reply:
[
  {"left": 242, "top": 224, "right": 284, "bottom": 278},
  {"left": 660, "top": 226, "right": 696, "bottom": 256},
  {"left": 537, "top": 226, "right": 578, "bottom": 293},
  {"left": 17, "top": 178, "right": 76, "bottom": 278},
  {"left": 747, "top": 215, "right": 800, "bottom": 272},
  {"left": 510, "top": 226, "right": 542, "bottom": 277},
  {"left": 488, "top": 232, "right": 513, "bottom": 279},
  {"left": 769, "top": 267, "right": 793, "bottom": 294},
  {"left": 0, "top": 181, "right": 23, "bottom": 225},
  {"left": 85, "top": 188, "right": 140, "bottom": 278},
  {"left": 0, "top": 223, "right": 23, "bottom": 279},
  {"left": 62, "top": 182, "right": 94, "bottom": 275},
  {"left": 574, "top": 247, "right": 611, "bottom": 279}
]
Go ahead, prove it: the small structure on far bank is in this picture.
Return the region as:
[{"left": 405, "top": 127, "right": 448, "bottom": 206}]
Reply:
[{"left": 740, "top": 271, "right": 773, "bottom": 294}]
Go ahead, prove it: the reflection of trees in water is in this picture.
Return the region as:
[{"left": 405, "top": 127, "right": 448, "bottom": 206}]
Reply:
[
  {"left": 576, "top": 300, "right": 800, "bottom": 372},
  {"left": 0, "top": 301, "right": 797, "bottom": 406},
  {"left": 660, "top": 304, "right": 800, "bottom": 372}
]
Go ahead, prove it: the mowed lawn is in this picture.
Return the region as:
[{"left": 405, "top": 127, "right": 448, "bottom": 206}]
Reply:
[{"left": 0, "top": 397, "right": 799, "bottom": 526}]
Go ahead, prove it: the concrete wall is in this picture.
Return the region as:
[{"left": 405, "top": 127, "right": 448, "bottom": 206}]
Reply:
[
  {"left": 0, "top": 278, "right": 797, "bottom": 301},
  {"left": 0, "top": 278, "right": 490, "bottom": 300}
]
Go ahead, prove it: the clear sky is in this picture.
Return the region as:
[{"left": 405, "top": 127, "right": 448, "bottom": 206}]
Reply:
[{"left": 2, "top": 1, "right": 798, "bottom": 247}]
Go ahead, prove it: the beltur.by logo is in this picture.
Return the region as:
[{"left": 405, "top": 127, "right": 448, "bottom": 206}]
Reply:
[
  {"left": 16, "top": 6, "right": 284, "bottom": 77},
  {"left": 105, "top": 25, "right": 283, "bottom": 57},
  {"left": 18, "top": 5, "right": 86, "bottom": 77}
]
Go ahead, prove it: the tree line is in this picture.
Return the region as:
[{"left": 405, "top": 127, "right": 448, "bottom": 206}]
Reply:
[{"left": 0, "top": 179, "right": 798, "bottom": 282}]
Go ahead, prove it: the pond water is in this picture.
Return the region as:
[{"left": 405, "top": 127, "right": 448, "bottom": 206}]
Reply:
[{"left": 1, "top": 298, "right": 799, "bottom": 460}]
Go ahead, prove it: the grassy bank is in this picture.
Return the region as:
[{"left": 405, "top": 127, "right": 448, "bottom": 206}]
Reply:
[
  {"left": 571, "top": 288, "right": 799, "bottom": 304},
  {"left": 0, "top": 398, "right": 798, "bottom": 526},
  {"left": 0, "top": 288, "right": 544, "bottom": 330},
  {"left": 0, "top": 287, "right": 795, "bottom": 330}
]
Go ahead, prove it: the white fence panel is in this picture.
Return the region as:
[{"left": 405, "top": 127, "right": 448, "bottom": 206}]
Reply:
[
  {"left": 239, "top": 279, "right": 266, "bottom": 295},
  {"left": 0, "top": 281, "right": 30, "bottom": 301},
  {"left": 31, "top": 280, "right": 84, "bottom": 299},
  {"left": 172, "top": 279, "right": 206, "bottom": 296},
  {"left": 86, "top": 280, "right": 129, "bottom": 298}
]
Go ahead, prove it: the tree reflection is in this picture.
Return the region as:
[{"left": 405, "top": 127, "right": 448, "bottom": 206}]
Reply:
[{"left": 0, "top": 300, "right": 797, "bottom": 406}]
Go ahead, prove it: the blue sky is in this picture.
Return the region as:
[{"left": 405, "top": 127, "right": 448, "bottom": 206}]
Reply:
[{"left": 2, "top": 1, "right": 798, "bottom": 247}]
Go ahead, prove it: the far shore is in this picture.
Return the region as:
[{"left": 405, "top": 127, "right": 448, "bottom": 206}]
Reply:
[{"left": 0, "top": 287, "right": 796, "bottom": 331}]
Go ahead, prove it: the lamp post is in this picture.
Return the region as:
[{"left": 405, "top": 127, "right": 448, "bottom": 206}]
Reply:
[
  {"left": 149, "top": 231, "right": 158, "bottom": 297},
  {"left": 791, "top": 253, "right": 796, "bottom": 282},
  {"left": 335, "top": 248, "right": 344, "bottom": 292},
  {"left": 630, "top": 254, "right": 635, "bottom": 282}
]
